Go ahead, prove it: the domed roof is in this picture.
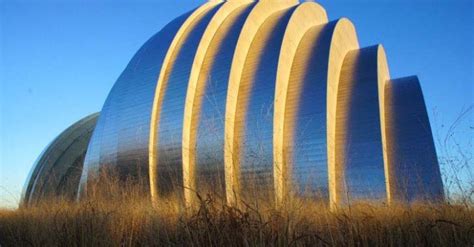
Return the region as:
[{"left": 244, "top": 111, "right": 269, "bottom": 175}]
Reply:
[{"left": 21, "top": 113, "right": 99, "bottom": 206}]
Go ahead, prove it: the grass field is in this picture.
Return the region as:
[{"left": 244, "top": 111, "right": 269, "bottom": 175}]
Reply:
[{"left": 1, "top": 190, "right": 472, "bottom": 246}]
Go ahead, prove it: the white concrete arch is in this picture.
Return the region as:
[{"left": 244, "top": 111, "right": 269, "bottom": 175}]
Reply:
[
  {"left": 335, "top": 45, "right": 390, "bottom": 206},
  {"left": 224, "top": 0, "right": 298, "bottom": 205},
  {"left": 148, "top": 1, "right": 223, "bottom": 205},
  {"left": 323, "top": 18, "right": 360, "bottom": 209},
  {"left": 182, "top": 0, "right": 254, "bottom": 208},
  {"left": 273, "top": 2, "right": 328, "bottom": 207},
  {"left": 376, "top": 45, "right": 392, "bottom": 204}
]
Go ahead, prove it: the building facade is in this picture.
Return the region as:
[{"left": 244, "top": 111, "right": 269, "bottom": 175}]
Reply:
[{"left": 22, "top": 0, "right": 444, "bottom": 208}]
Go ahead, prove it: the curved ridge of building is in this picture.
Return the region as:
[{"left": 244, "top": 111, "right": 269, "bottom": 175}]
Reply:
[
  {"left": 384, "top": 76, "right": 444, "bottom": 202},
  {"left": 223, "top": 0, "right": 299, "bottom": 206},
  {"left": 148, "top": 0, "right": 224, "bottom": 203},
  {"left": 21, "top": 113, "right": 99, "bottom": 206},
  {"left": 78, "top": 8, "right": 200, "bottom": 198},
  {"left": 273, "top": 1, "right": 328, "bottom": 206},
  {"left": 336, "top": 45, "right": 389, "bottom": 205},
  {"left": 182, "top": 0, "right": 256, "bottom": 207},
  {"left": 23, "top": 1, "right": 444, "bottom": 208}
]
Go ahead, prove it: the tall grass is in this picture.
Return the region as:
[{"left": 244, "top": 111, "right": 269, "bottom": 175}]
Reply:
[
  {"left": 1, "top": 179, "right": 473, "bottom": 247},
  {"left": 1, "top": 163, "right": 473, "bottom": 246},
  {"left": 433, "top": 105, "right": 474, "bottom": 205}
]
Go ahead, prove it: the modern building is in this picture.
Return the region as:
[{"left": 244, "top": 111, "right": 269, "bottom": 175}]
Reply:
[
  {"left": 21, "top": 113, "right": 99, "bottom": 205},
  {"left": 22, "top": 0, "right": 444, "bottom": 208}
]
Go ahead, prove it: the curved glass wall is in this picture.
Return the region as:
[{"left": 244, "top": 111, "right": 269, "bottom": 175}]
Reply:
[
  {"left": 192, "top": 4, "right": 255, "bottom": 195},
  {"left": 336, "top": 46, "right": 387, "bottom": 202},
  {"left": 22, "top": 113, "right": 99, "bottom": 205},
  {"left": 235, "top": 7, "right": 296, "bottom": 199},
  {"left": 79, "top": 11, "right": 195, "bottom": 195},
  {"left": 385, "top": 76, "right": 444, "bottom": 202},
  {"left": 154, "top": 4, "right": 223, "bottom": 196}
]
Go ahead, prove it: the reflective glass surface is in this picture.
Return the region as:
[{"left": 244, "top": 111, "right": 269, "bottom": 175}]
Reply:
[
  {"left": 385, "top": 77, "right": 444, "bottom": 201},
  {"left": 80, "top": 11, "right": 193, "bottom": 194},
  {"left": 238, "top": 8, "right": 295, "bottom": 196},
  {"left": 23, "top": 113, "right": 98, "bottom": 205},
  {"left": 194, "top": 5, "right": 254, "bottom": 194},
  {"left": 337, "top": 46, "right": 386, "bottom": 201},
  {"left": 285, "top": 23, "right": 337, "bottom": 199},
  {"left": 156, "top": 5, "right": 222, "bottom": 195}
]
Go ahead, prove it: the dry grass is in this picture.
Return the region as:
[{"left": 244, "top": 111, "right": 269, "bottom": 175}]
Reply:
[
  {"left": 1, "top": 108, "right": 472, "bottom": 246},
  {"left": 1, "top": 190, "right": 473, "bottom": 247}
]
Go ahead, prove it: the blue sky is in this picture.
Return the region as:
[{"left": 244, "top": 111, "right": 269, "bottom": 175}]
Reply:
[{"left": 1, "top": 0, "right": 472, "bottom": 208}]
